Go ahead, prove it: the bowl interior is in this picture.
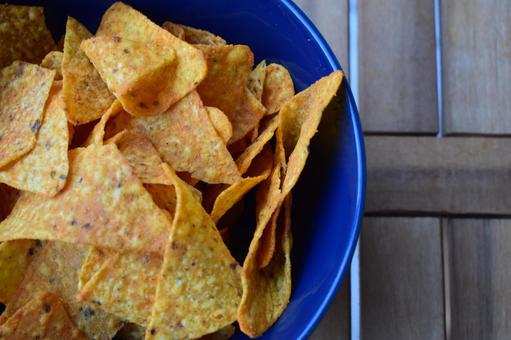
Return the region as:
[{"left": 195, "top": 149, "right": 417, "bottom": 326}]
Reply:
[{"left": 10, "top": 0, "right": 365, "bottom": 338}]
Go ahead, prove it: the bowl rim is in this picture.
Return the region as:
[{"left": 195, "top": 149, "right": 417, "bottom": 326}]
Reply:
[{"left": 279, "top": 1, "right": 366, "bottom": 338}]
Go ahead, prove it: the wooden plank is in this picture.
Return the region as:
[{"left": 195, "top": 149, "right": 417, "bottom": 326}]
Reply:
[
  {"left": 366, "top": 136, "right": 511, "bottom": 214},
  {"left": 361, "top": 217, "right": 444, "bottom": 340},
  {"left": 358, "top": 0, "right": 438, "bottom": 132},
  {"left": 445, "top": 219, "right": 511, "bottom": 339},
  {"left": 310, "top": 279, "right": 350, "bottom": 340},
  {"left": 442, "top": 0, "right": 511, "bottom": 134},
  {"left": 294, "top": 0, "right": 349, "bottom": 73}
]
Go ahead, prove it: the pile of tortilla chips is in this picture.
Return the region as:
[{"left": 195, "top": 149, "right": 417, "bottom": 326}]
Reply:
[{"left": 0, "top": 2, "right": 343, "bottom": 339}]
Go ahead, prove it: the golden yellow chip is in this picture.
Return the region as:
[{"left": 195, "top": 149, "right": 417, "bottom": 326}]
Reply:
[
  {"left": 262, "top": 63, "right": 295, "bottom": 114},
  {"left": 0, "top": 184, "right": 19, "bottom": 221},
  {"left": 201, "top": 324, "right": 236, "bottom": 340},
  {"left": 230, "top": 87, "right": 267, "bottom": 143},
  {"left": 0, "top": 62, "right": 55, "bottom": 168},
  {"left": 84, "top": 99, "right": 123, "bottom": 146},
  {"left": 107, "top": 91, "right": 241, "bottom": 184},
  {"left": 163, "top": 21, "right": 227, "bottom": 45},
  {"left": 0, "top": 83, "right": 69, "bottom": 196},
  {"left": 62, "top": 17, "right": 115, "bottom": 125},
  {"left": 236, "top": 115, "right": 279, "bottom": 174},
  {"left": 146, "top": 164, "right": 242, "bottom": 339},
  {"left": 207, "top": 106, "right": 233, "bottom": 143},
  {"left": 94, "top": 2, "right": 207, "bottom": 115},
  {"left": 79, "top": 248, "right": 162, "bottom": 326},
  {"left": 0, "top": 144, "right": 172, "bottom": 253},
  {"left": 238, "top": 195, "right": 292, "bottom": 337},
  {"left": 0, "top": 240, "right": 35, "bottom": 303},
  {"left": 0, "top": 5, "right": 56, "bottom": 67},
  {"left": 0, "top": 291, "right": 86, "bottom": 339},
  {"left": 81, "top": 35, "right": 177, "bottom": 117},
  {"left": 1, "top": 241, "right": 122, "bottom": 339},
  {"left": 41, "top": 51, "right": 63, "bottom": 80},
  {"left": 248, "top": 60, "right": 267, "bottom": 101}
]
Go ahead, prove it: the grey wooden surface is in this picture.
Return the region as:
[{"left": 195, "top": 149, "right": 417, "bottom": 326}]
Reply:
[
  {"left": 445, "top": 219, "right": 511, "bottom": 340},
  {"left": 442, "top": 0, "right": 511, "bottom": 134},
  {"left": 365, "top": 136, "right": 511, "bottom": 214},
  {"left": 361, "top": 217, "right": 445, "bottom": 340},
  {"left": 358, "top": 0, "right": 437, "bottom": 132}
]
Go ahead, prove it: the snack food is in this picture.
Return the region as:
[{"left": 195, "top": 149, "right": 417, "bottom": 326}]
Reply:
[{"left": 0, "top": 2, "right": 343, "bottom": 338}]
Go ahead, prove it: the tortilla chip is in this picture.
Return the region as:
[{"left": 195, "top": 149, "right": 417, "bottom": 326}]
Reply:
[
  {"left": 0, "top": 240, "right": 35, "bottom": 303},
  {"left": 238, "top": 195, "right": 292, "bottom": 337},
  {"left": 0, "top": 291, "right": 86, "bottom": 339},
  {"left": 106, "top": 91, "right": 241, "bottom": 184},
  {"left": 0, "top": 144, "right": 172, "bottom": 254},
  {"left": 236, "top": 115, "right": 279, "bottom": 174},
  {"left": 207, "top": 106, "right": 232, "bottom": 143},
  {"left": 0, "top": 83, "right": 69, "bottom": 196},
  {"left": 262, "top": 63, "right": 295, "bottom": 114},
  {"left": 196, "top": 44, "right": 253, "bottom": 120},
  {"left": 84, "top": 99, "right": 122, "bottom": 146},
  {"left": 161, "top": 21, "right": 185, "bottom": 40},
  {"left": 94, "top": 2, "right": 207, "bottom": 114},
  {"left": 78, "top": 248, "right": 162, "bottom": 326},
  {"left": 41, "top": 51, "right": 63, "bottom": 80},
  {"left": 1, "top": 241, "right": 122, "bottom": 339},
  {"left": 0, "top": 62, "right": 55, "bottom": 168},
  {"left": 280, "top": 71, "right": 343, "bottom": 197},
  {"left": 144, "top": 181, "right": 202, "bottom": 216},
  {"left": 62, "top": 17, "right": 115, "bottom": 125},
  {"left": 146, "top": 164, "right": 242, "bottom": 339},
  {"left": 81, "top": 35, "right": 177, "bottom": 117},
  {"left": 230, "top": 87, "right": 266, "bottom": 143},
  {"left": 163, "top": 21, "right": 227, "bottom": 45},
  {"left": 0, "top": 184, "right": 19, "bottom": 221},
  {"left": 248, "top": 60, "right": 266, "bottom": 101},
  {"left": 200, "top": 324, "right": 236, "bottom": 340},
  {"left": 0, "top": 5, "right": 56, "bottom": 67},
  {"left": 115, "top": 132, "right": 169, "bottom": 185}
]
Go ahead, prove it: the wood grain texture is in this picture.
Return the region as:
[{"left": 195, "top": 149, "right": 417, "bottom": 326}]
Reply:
[
  {"left": 294, "top": 0, "right": 349, "bottom": 73},
  {"left": 445, "top": 219, "right": 511, "bottom": 339},
  {"left": 366, "top": 136, "right": 511, "bottom": 214},
  {"left": 310, "top": 279, "right": 350, "bottom": 340},
  {"left": 442, "top": 0, "right": 511, "bottom": 134},
  {"left": 358, "top": 0, "right": 438, "bottom": 132},
  {"left": 361, "top": 217, "right": 444, "bottom": 340}
]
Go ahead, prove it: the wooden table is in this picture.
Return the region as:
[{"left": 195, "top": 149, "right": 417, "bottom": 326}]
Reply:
[{"left": 295, "top": 0, "right": 511, "bottom": 339}]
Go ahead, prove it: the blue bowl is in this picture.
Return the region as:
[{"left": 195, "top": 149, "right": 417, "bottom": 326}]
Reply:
[{"left": 13, "top": 0, "right": 365, "bottom": 338}]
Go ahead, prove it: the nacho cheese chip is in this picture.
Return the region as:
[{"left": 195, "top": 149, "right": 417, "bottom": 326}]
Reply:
[
  {"left": 0, "top": 240, "right": 35, "bottom": 303},
  {"left": 262, "top": 63, "right": 295, "bottom": 114},
  {"left": 230, "top": 87, "right": 267, "bottom": 143},
  {"left": 0, "top": 144, "right": 171, "bottom": 253},
  {"left": 0, "top": 62, "right": 55, "bottom": 168},
  {"left": 0, "top": 83, "right": 69, "bottom": 196},
  {"left": 161, "top": 21, "right": 185, "bottom": 40},
  {"left": 62, "top": 17, "right": 115, "bottom": 125},
  {"left": 0, "top": 5, "right": 56, "bottom": 67},
  {"left": 146, "top": 165, "right": 242, "bottom": 339},
  {"left": 41, "top": 51, "right": 63, "bottom": 80},
  {"left": 163, "top": 21, "right": 227, "bottom": 45},
  {"left": 0, "top": 291, "right": 86, "bottom": 339},
  {"left": 207, "top": 106, "right": 233, "bottom": 143},
  {"left": 107, "top": 91, "right": 241, "bottom": 184},
  {"left": 248, "top": 60, "right": 267, "bottom": 101},
  {"left": 84, "top": 99, "right": 123, "bottom": 146},
  {"left": 94, "top": 2, "right": 207, "bottom": 115}
]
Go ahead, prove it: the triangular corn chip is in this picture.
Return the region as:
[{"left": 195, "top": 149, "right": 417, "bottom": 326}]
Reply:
[
  {"left": 146, "top": 165, "right": 242, "bottom": 339},
  {"left": 63, "top": 17, "right": 115, "bottom": 125},
  {"left": 161, "top": 21, "right": 185, "bottom": 39},
  {"left": 262, "top": 63, "right": 295, "bottom": 114},
  {"left": 0, "top": 5, "right": 56, "bottom": 67},
  {"left": 93, "top": 2, "right": 207, "bottom": 115},
  {"left": 41, "top": 51, "right": 63, "bottom": 80},
  {"left": 230, "top": 87, "right": 266, "bottom": 143},
  {"left": 163, "top": 21, "right": 227, "bottom": 46},
  {"left": 207, "top": 106, "right": 233, "bottom": 143},
  {"left": 0, "top": 83, "right": 69, "bottom": 196},
  {"left": 106, "top": 91, "right": 241, "bottom": 184},
  {"left": 238, "top": 195, "right": 292, "bottom": 337},
  {"left": 0, "top": 291, "right": 86, "bottom": 339},
  {"left": 84, "top": 99, "right": 123, "bottom": 146},
  {"left": 0, "top": 144, "right": 171, "bottom": 254},
  {"left": 0, "top": 62, "right": 55, "bottom": 168},
  {"left": 0, "top": 241, "right": 121, "bottom": 339},
  {"left": 0, "top": 240, "right": 35, "bottom": 303},
  {"left": 248, "top": 60, "right": 267, "bottom": 101}
]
